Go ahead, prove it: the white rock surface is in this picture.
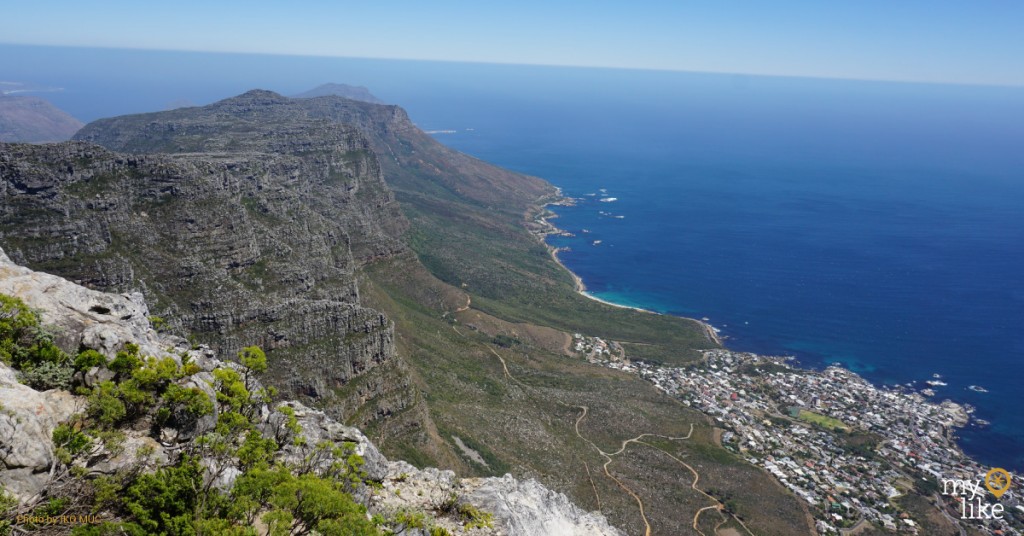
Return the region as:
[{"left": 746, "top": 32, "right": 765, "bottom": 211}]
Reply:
[
  {"left": 463, "top": 474, "right": 626, "bottom": 536},
  {"left": 0, "top": 361, "right": 81, "bottom": 500},
  {"left": 0, "top": 247, "right": 184, "bottom": 359}
]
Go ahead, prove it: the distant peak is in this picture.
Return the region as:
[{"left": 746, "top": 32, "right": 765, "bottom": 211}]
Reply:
[
  {"left": 217, "top": 89, "right": 290, "bottom": 105},
  {"left": 292, "top": 83, "right": 385, "bottom": 104}
]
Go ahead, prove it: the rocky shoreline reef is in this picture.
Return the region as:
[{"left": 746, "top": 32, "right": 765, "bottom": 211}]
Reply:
[{"left": 0, "top": 246, "right": 622, "bottom": 535}]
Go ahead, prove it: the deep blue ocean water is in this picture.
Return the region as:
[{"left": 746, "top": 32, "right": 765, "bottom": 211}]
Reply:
[{"left": 3, "top": 45, "right": 1023, "bottom": 470}]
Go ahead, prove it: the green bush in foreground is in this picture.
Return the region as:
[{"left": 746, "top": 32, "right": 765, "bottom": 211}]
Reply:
[
  {"left": 0, "top": 294, "right": 391, "bottom": 535},
  {"left": 0, "top": 294, "right": 75, "bottom": 389},
  {"left": 57, "top": 340, "right": 380, "bottom": 535}
]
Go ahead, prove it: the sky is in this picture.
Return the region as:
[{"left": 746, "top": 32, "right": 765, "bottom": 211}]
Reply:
[{"left": 2, "top": 1, "right": 1022, "bottom": 87}]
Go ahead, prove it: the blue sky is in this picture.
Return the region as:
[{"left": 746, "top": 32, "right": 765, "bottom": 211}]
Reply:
[{"left": 2, "top": 1, "right": 1022, "bottom": 86}]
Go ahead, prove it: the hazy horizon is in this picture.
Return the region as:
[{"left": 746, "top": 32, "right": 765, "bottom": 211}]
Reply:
[
  {"left": 5, "top": 42, "right": 1024, "bottom": 91},
  {"left": 3, "top": 1, "right": 1023, "bottom": 87}
]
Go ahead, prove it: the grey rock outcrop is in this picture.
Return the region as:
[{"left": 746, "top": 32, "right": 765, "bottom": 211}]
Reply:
[
  {"left": 0, "top": 246, "right": 174, "bottom": 358},
  {"left": 0, "top": 362, "right": 80, "bottom": 500},
  {"left": 371, "top": 460, "right": 625, "bottom": 536},
  {"left": 264, "top": 400, "right": 389, "bottom": 482}
]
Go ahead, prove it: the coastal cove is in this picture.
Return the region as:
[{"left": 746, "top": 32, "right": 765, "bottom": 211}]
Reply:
[
  {"left": 412, "top": 71, "right": 1024, "bottom": 474},
  {"left": 533, "top": 198, "right": 724, "bottom": 347},
  {"left": 535, "top": 197, "right": 1023, "bottom": 533}
]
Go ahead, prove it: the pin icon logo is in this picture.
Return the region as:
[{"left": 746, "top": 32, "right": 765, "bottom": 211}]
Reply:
[{"left": 985, "top": 468, "right": 1012, "bottom": 499}]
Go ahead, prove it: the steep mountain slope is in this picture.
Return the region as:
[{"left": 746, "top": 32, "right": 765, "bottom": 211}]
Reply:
[
  {"left": 1, "top": 91, "right": 816, "bottom": 534},
  {"left": 0, "top": 95, "right": 83, "bottom": 142},
  {"left": 0, "top": 125, "right": 413, "bottom": 432},
  {"left": 75, "top": 90, "right": 713, "bottom": 361},
  {"left": 76, "top": 89, "right": 553, "bottom": 214}
]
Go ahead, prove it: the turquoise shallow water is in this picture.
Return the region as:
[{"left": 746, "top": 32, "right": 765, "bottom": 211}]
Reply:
[{"left": 4, "top": 44, "right": 1023, "bottom": 471}]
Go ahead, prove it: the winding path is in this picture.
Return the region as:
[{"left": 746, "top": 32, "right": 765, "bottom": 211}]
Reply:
[
  {"left": 449, "top": 305, "right": 748, "bottom": 536},
  {"left": 573, "top": 406, "right": 755, "bottom": 536}
]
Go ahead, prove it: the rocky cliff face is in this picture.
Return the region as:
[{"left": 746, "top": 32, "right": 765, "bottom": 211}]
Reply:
[
  {"left": 0, "top": 113, "right": 410, "bottom": 425},
  {"left": 75, "top": 89, "right": 555, "bottom": 213},
  {"left": 0, "top": 247, "right": 622, "bottom": 536}
]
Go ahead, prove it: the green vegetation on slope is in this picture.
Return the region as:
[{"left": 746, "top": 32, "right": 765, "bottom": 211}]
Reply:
[
  {"left": 796, "top": 409, "right": 850, "bottom": 432},
  {"left": 399, "top": 192, "right": 715, "bottom": 364},
  {"left": 359, "top": 258, "right": 814, "bottom": 535}
]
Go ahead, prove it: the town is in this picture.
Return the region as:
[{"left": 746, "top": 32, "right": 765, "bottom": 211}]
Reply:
[{"left": 570, "top": 334, "right": 1024, "bottom": 535}]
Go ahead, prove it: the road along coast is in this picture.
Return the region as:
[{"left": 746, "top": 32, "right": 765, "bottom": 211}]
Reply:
[{"left": 528, "top": 193, "right": 723, "bottom": 346}]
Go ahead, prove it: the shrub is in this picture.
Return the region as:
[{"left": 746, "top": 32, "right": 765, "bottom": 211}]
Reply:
[
  {"left": 238, "top": 346, "right": 267, "bottom": 375},
  {"left": 212, "top": 368, "right": 250, "bottom": 412},
  {"left": 50, "top": 338, "right": 381, "bottom": 536},
  {"left": 0, "top": 294, "right": 40, "bottom": 348},
  {"left": 86, "top": 381, "right": 127, "bottom": 427},
  {"left": 162, "top": 384, "right": 214, "bottom": 418},
  {"left": 0, "top": 294, "right": 71, "bottom": 374},
  {"left": 266, "top": 473, "right": 378, "bottom": 536},
  {"left": 53, "top": 424, "right": 93, "bottom": 464},
  {"left": 458, "top": 503, "right": 494, "bottom": 529},
  {"left": 122, "top": 456, "right": 208, "bottom": 535},
  {"left": 108, "top": 345, "right": 143, "bottom": 376},
  {"left": 74, "top": 349, "right": 108, "bottom": 371},
  {"left": 18, "top": 360, "right": 74, "bottom": 390},
  {"left": 491, "top": 334, "right": 520, "bottom": 348},
  {"left": 148, "top": 316, "right": 167, "bottom": 332}
]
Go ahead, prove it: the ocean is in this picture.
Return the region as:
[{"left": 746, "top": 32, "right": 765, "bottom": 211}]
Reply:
[{"left": 3, "top": 45, "right": 1023, "bottom": 470}]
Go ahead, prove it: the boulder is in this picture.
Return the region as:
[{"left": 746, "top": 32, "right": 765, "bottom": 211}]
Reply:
[{"left": 0, "top": 247, "right": 173, "bottom": 360}]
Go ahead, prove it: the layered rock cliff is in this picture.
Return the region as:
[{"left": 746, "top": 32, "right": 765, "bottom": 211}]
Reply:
[
  {"left": 1, "top": 90, "right": 555, "bottom": 479},
  {"left": 74, "top": 90, "right": 555, "bottom": 213},
  {"left": 0, "top": 114, "right": 410, "bottom": 426}
]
